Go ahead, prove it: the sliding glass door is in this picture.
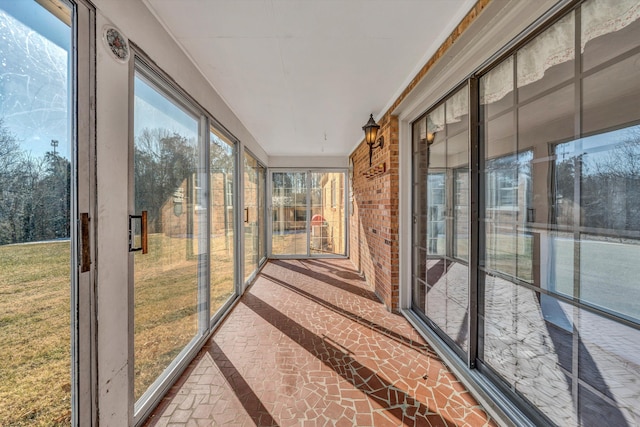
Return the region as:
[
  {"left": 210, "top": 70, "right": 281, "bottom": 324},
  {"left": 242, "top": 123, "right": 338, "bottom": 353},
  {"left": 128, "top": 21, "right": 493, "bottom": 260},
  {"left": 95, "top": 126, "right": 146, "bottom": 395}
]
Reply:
[
  {"left": 0, "top": 1, "right": 93, "bottom": 424},
  {"left": 243, "top": 150, "right": 266, "bottom": 282},
  {"left": 411, "top": 86, "right": 470, "bottom": 357},
  {"left": 410, "top": 0, "right": 640, "bottom": 424},
  {"left": 210, "top": 128, "right": 236, "bottom": 316},
  {"left": 271, "top": 170, "right": 347, "bottom": 257},
  {"left": 132, "top": 59, "right": 240, "bottom": 418},
  {"left": 132, "top": 66, "right": 203, "bottom": 403},
  {"left": 272, "top": 171, "right": 307, "bottom": 256}
]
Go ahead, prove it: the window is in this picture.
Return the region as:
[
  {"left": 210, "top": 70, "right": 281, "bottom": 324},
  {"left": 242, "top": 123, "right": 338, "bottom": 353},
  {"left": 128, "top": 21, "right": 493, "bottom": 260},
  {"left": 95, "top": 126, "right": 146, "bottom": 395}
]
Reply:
[
  {"left": 132, "top": 59, "right": 240, "bottom": 418},
  {"left": 244, "top": 150, "right": 266, "bottom": 281},
  {"left": 133, "top": 65, "right": 203, "bottom": 404},
  {"left": 0, "top": 1, "right": 77, "bottom": 424},
  {"left": 478, "top": 2, "right": 640, "bottom": 425},
  {"left": 411, "top": 1, "right": 640, "bottom": 425},
  {"left": 210, "top": 128, "right": 236, "bottom": 317},
  {"left": 271, "top": 170, "right": 347, "bottom": 257},
  {"left": 412, "top": 85, "right": 470, "bottom": 356}
]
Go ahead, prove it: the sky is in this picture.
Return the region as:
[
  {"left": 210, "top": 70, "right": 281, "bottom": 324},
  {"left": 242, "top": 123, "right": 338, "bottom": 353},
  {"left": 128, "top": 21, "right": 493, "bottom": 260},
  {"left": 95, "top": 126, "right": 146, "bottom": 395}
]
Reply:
[{"left": 0, "top": 1, "right": 70, "bottom": 159}]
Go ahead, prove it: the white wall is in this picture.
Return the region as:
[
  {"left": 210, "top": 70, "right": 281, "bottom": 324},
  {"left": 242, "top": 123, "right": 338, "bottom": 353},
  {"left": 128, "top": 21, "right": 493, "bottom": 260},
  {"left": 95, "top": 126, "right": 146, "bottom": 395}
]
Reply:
[
  {"left": 92, "top": 0, "right": 268, "bottom": 423},
  {"left": 269, "top": 155, "right": 348, "bottom": 168}
]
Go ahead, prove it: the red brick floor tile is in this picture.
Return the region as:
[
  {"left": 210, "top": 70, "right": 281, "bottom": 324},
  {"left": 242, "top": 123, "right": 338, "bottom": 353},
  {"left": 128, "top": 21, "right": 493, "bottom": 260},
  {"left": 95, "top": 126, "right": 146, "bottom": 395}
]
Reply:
[{"left": 143, "top": 259, "right": 497, "bottom": 427}]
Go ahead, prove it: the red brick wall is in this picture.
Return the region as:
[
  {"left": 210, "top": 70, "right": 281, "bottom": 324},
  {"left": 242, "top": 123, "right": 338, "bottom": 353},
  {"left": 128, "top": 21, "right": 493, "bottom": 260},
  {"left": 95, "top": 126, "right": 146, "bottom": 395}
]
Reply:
[{"left": 350, "top": 115, "right": 399, "bottom": 311}]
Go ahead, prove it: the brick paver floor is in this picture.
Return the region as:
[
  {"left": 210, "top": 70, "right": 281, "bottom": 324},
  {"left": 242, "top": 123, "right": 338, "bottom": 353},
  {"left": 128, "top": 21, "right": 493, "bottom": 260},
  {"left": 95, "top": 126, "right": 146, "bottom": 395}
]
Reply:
[{"left": 143, "top": 259, "right": 497, "bottom": 427}]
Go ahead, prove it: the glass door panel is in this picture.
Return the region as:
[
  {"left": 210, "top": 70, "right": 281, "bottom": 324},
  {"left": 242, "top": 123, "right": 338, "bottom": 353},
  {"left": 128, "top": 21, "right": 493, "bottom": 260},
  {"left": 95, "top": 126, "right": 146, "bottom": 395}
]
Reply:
[
  {"left": 258, "top": 164, "right": 267, "bottom": 263},
  {"left": 209, "top": 128, "right": 235, "bottom": 315},
  {"left": 0, "top": 1, "right": 74, "bottom": 424},
  {"left": 271, "top": 172, "right": 308, "bottom": 256},
  {"left": 271, "top": 170, "right": 346, "bottom": 257},
  {"left": 133, "top": 72, "right": 202, "bottom": 401},
  {"left": 310, "top": 172, "right": 346, "bottom": 255},
  {"left": 243, "top": 151, "right": 260, "bottom": 281},
  {"left": 411, "top": 85, "right": 470, "bottom": 357}
]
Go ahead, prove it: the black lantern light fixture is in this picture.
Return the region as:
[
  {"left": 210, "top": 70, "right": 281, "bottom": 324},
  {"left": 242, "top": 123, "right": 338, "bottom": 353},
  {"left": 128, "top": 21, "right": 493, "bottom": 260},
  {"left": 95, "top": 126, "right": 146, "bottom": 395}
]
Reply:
[
  {"left": 426, "top": 131, "right": 435, "bottom": 145},
  {"left": 362, "top": 114, "right": 384, "bottom": 167}
]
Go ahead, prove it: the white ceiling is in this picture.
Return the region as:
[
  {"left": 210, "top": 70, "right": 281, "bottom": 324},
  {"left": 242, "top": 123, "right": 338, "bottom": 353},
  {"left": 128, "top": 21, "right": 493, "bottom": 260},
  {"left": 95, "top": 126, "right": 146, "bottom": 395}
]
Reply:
[{"left": 144, "top": 0, "right": 475, "bottom": 157}]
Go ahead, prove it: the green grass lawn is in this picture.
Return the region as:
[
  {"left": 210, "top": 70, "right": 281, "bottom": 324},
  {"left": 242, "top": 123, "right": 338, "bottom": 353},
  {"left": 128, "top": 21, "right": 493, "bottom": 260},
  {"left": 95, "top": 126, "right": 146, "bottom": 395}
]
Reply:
[
  {"left": 133, "top": 233, "right": 235, "bottom": 400},
  {"left": 0, "top": 234, "right": 236, "bottom": 425},
  {"left": 0, "top": 241, "right": 71, "bottom": 426}
]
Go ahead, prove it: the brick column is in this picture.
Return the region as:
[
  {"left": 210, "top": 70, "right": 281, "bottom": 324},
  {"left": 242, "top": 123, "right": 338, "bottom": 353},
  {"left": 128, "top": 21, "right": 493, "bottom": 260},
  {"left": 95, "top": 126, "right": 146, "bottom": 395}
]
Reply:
[{"left": 350, "top": 115, "right": 399, "bottom": 311}]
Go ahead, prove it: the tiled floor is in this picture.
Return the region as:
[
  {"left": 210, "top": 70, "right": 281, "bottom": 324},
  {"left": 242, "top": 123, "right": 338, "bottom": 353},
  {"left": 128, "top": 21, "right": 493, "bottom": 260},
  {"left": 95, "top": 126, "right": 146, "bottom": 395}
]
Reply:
[{"left": 144, "top": 259, "right": 497, "bottom": 427}]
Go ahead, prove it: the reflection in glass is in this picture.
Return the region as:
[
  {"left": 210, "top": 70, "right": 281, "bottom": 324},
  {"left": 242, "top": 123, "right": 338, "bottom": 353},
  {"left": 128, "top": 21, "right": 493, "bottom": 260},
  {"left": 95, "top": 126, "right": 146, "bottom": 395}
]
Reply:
[
  {"left": 483, "top": 278, "right": 576, "bottom": 426},
  {"left": 133, "top": 74, "right": 201, "bottom": 400},
  {"left": 478, "top": 1, "right": 640, "bottom": 424},
  {"left": 582, "top": 0, "right": 640, "bottom": 72},
  {"left": 484, "top": 152, "right": 532, "bottom": 282},
  {"left": 0, "top": 2, "right": 72, "bottom": 423},
  {"left": 454, "top": 169, "right": 469, "bottom": 261},
  {"left": 517, "top": 12, "right": 574, "bottom": 102},
  {"left": 427, "top": 173, "right": 445, "bottom": 256},
  {"left": 210, "top": 129, "right": 235, "bottom": 315},
  {"left": 551, "top": 127, "right": 640, "bottom": 323},
  {"left": 480, "top": 57, "right": 513, "bottom": 118},
  {"left": 582, "top": 52, "right": 640, "bottom": 136},
  {"left": 244, "top": 152, "right": 263, "bottom": 280},
  {"left": 412, "top": 86, "right": 469, "bottom": 354},
  {"left": 484, "top": 273, "right": 640, "bottom": 427},
  {"left": 577, "top": 306, "right": 640, "bottom": 426}
]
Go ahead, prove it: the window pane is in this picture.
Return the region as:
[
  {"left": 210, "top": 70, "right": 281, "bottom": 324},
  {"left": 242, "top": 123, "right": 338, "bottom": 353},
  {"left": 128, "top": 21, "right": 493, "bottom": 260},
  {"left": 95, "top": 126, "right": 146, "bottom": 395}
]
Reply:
[
  {"left": 244, "top": 152, "right": 262, "bottom": 278},
  {"left": 483, "top": 279, "right": 576, "bottom": 426},
  {"left": 446, "top": 86, "right": 469, "bottom": 137},
  {"left": 577, "top": 306, "right": 640, "bottom": 425},
  {"left": 0, "top": 2, "right": 72, "bottom": 424},
  {"left": 484, "top": 154, "right": 519, "bottom": 278},
  {"left": 551, "top": 127, "right": 640, "bottom": 322},
  {"left": 133, "top": 74, "right": 201, "bottom": 400},
  {"left": 582, "top": 52, "right": 640, "bottom": 135},
  {"left": 582, "top": 0, "right": 640, "bottom": 72},
  {"left": 310, "top": 172, "right": 345, "bottom": 255},
  {"left": 413, "top": 118, "right": 428, "bottom": 249},
  {"left": 517, "top": 12, "right": 575, "bottom": 102},
  {"left": 427, "top": 172, "right": 446, "bottom": 256},
  {"left": 210, "top": 129, "right": 235, "bottom": 314},
  {"left": 479, "top": 4, "right": 640, "bottom": 424},
  {"left": 413, "top": 86, "right": 470, "bottom": 355},
  {"left": 271, "top": 171, "right": 307, "bottom": 256},
  {"left": 454, "top": 169, "right": 469, "bottom": 261},
  {"left": 480, "top": 57, "right": 514, "bottom": 118},
  {"left": 412, "top": 249, "right": 428, "bottom": 313},
  {"left": 258, "top": 165, "right": 266, "bottom": 261},
  {"left": 484, "top": 112, "right": 515, "bottom": 160}
]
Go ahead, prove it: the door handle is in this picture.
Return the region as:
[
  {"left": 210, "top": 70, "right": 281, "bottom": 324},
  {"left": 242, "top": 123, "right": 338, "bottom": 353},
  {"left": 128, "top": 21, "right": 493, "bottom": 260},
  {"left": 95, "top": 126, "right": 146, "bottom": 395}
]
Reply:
[
  {"left": 80, "top": 213, "right": 91, "bottom": 272},
  {"left": 129, "top": 211, "right": 148, "bottom": 254},
  {"left": 244, "top": 207, "right": 249, "bottom": 223},
  {"left": 141, "top": 211, "right": 148, "bottom": 254}
]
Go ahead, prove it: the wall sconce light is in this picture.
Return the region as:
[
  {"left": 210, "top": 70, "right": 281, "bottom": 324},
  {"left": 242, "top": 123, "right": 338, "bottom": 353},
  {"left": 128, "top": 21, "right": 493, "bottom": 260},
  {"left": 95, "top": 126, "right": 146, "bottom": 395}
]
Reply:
[
  {"left": 426, "top": 131, "right": 435, "bottom": 145},
  {"left": 362, "top": 114, "right": 384, "bottom": 167}
]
